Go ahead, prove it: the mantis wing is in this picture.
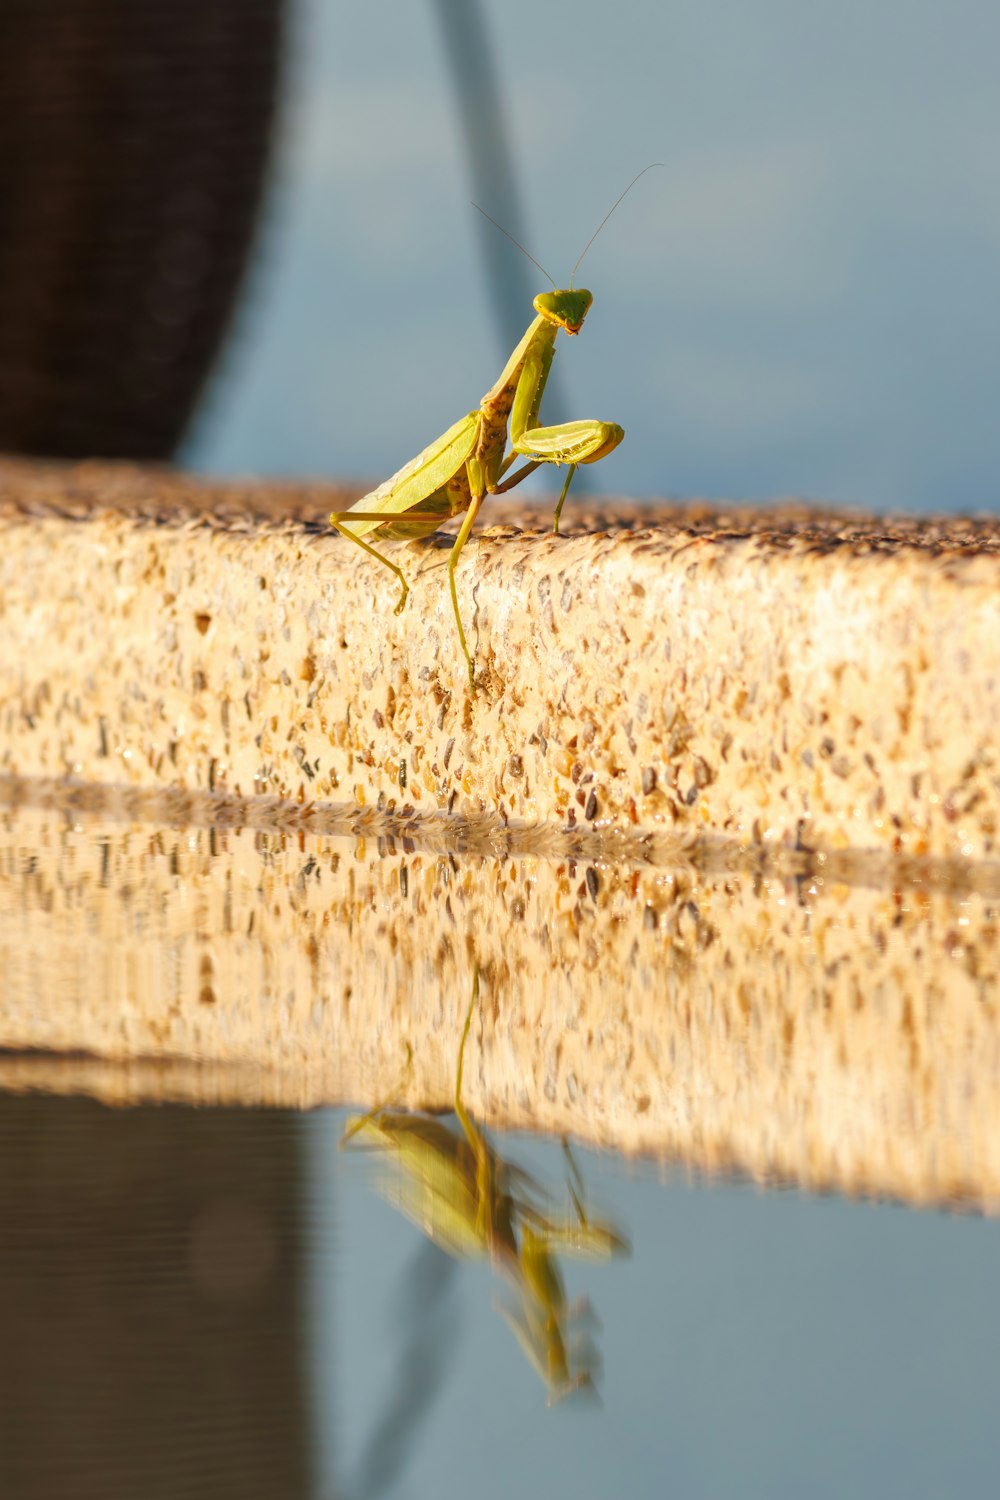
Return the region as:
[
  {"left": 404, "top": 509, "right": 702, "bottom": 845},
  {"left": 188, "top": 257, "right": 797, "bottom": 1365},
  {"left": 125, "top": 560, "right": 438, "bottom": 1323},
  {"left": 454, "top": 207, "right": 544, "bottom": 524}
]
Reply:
[
  {"left": 339, "top": 409, "right": 481, "bottom": 541},
  {"left": 344, "top": 1111, "right": 497, "bottom": 1260}
]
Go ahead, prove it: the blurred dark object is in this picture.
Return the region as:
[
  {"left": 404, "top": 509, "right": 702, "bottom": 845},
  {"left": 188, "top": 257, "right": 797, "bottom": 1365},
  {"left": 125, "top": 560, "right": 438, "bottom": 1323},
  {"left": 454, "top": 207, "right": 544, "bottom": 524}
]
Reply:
[
  {"left": 0, "top": 0, "right": 284, "bottom": 460},
  {"left": 431, "top": 0, "right": 574, "bottom": 458},
  {"left": 430, "top": 0, "right": 531, "bottom": 355},
  {"left": 0, "top": 1093, "right": 311, "bottom": 1500}
]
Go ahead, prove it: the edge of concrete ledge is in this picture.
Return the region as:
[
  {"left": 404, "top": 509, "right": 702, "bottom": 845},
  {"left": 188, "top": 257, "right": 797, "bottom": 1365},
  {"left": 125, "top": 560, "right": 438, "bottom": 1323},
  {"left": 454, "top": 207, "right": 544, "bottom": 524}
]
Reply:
[{"left": 2, "top": 457, "right": 999, "bottom": 862}]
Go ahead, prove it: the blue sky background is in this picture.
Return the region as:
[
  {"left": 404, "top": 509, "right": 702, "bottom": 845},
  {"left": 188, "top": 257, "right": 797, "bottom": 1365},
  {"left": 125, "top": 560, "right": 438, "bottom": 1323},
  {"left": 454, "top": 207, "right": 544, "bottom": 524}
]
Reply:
[
  {"left": 189, "top": 0, "right": 1000, "bottom": 514},
  {"left": 187, "top": 1, "right": 1000, "bottom": 516}
]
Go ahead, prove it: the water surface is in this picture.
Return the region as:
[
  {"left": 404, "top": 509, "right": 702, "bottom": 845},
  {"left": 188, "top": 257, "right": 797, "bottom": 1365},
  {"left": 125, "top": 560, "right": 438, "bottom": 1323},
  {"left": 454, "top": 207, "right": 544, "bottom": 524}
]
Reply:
[{"left": 2, "top": 787, "right": 999, "bottom": 1497}]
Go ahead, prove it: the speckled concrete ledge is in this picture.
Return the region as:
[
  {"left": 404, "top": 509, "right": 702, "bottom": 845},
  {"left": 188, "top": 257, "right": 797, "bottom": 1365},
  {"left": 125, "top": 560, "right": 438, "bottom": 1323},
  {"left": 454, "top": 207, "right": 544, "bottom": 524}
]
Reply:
[
  {"left": 2, "top": 458, "right": 999, "bottom": 862},
  {"left": 2, "top": 791, "right": 999, "bottom": 1212}
]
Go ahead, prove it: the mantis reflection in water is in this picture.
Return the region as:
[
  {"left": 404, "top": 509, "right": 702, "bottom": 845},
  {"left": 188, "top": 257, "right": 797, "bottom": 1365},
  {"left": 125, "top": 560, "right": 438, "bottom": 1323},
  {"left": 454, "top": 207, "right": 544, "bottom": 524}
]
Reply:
[{"left": 340, "top": 972, "right": 630, "bottom": 1404}]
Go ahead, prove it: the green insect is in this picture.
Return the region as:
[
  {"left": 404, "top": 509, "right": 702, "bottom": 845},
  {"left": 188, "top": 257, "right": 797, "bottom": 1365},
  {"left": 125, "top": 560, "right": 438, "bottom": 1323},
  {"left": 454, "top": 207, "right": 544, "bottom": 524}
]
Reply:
[
  {"left": 499, "top": 1221, "right": 601, "bottom": 1402},
  {"left": 340, "top": 969, "right": 630, "bottom": 1403},
  {"left": 331, "top": 168, "right": 661, "bottom": 690}
]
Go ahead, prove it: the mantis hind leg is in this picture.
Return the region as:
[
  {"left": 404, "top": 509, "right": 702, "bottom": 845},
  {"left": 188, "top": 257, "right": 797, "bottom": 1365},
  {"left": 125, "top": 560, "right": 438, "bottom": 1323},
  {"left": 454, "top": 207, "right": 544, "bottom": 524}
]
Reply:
[
  {"left": 454, "top": 967, "right": 493, "bottom": 1235},
  {"left": 447, "top": 492, "right": 485, "bottom": 691},
  {"left": 454, "top": 968, "right": 481, "bottom": 1148},
  {"left": 331, "top": 514, "right": 410, "bottom": 614}
]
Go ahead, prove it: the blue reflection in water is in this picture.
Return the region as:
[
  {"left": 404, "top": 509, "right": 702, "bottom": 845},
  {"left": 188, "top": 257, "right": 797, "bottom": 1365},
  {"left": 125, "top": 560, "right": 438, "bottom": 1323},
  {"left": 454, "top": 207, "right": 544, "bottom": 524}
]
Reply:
[{"left": 308, "top": 1111, "right": 1000, "bottom": 1499}]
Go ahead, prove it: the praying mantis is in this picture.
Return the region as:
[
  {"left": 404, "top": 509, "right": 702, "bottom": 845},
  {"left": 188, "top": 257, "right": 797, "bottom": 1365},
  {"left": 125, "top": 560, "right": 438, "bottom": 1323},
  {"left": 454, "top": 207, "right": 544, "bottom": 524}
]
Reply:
[
  {"left": 340, "top": 969, "right": 629, "bottom": 1403},
  {"left": 331, "top": 168, "right": 661, "bottom": 690}
]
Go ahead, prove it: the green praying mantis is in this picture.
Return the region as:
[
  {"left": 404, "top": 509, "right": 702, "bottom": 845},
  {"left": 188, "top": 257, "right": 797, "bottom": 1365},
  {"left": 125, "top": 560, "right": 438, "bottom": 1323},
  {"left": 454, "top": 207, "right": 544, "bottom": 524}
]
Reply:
[
  {"left": 331, "top": 167, "right": 661, "bottom": 690},
  {"left": 340, "top": 970, "right": 630, "bottom": 1403}
]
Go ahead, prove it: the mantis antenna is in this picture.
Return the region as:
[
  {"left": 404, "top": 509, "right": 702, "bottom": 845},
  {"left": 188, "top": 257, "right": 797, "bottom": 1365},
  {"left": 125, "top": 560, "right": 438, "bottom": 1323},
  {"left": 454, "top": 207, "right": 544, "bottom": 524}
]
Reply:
[
  {"left": 471, "top": 202, "right": 556, "bottom": 288},
  {"left": 569, "top": 162, "right": 664, "bottom": 287}
]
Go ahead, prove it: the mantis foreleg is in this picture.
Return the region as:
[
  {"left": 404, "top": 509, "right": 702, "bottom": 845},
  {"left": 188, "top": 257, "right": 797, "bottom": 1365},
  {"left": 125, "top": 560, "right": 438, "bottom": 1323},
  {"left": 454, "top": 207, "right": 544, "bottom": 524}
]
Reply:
[{"left": 492, "top": 331, "right": 621, "bottom": 534}]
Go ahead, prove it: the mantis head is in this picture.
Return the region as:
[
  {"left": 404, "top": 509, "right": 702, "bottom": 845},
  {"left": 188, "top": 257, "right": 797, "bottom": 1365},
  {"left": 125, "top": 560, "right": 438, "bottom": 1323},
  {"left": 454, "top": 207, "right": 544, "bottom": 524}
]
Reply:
[
  {"left": 534, "top": 289, "right": 593, "bottom": 336},
  {"left": 475, "top": 165, "right": 661, "bottom": 340}
]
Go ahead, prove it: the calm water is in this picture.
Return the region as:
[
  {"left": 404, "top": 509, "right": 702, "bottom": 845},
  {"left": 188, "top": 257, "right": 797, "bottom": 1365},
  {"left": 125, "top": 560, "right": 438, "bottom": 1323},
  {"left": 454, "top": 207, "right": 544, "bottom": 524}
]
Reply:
[
  {"left": 2, "top": 791, "right": 1000, "bottom": 1497},
  {"left": 3, "top": 1094, "right": 1000, "bottom": 1499}
]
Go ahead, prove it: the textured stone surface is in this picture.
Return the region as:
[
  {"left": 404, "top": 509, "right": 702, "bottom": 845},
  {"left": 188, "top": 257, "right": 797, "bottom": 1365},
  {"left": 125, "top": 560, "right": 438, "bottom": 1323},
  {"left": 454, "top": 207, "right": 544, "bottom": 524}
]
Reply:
[
  {"left": 2, "top": 788, "right": 999, "bottom": 1212},
  {"left": 2, "top": 458, "right": 1000, "bottom": 861}
]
